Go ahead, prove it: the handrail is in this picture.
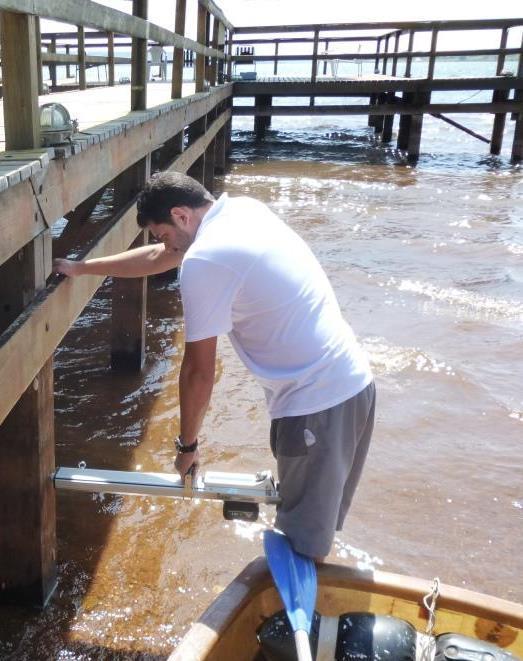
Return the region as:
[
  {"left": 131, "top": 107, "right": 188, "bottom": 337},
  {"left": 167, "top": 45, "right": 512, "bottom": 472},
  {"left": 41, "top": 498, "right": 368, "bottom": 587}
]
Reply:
[{"left": 0, "top": 0, "right": 230, "bottom": 59}]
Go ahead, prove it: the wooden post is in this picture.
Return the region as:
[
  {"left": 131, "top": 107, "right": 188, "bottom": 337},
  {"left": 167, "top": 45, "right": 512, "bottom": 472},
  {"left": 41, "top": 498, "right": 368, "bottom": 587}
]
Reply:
[
  {"left": 226, "top": 28, "right": 234, "bottom": 82},
  {"left": 78, "top": 25, "right": 86, "bottom": 90},
  {"left": 490, "top": 89, "right": 509, "bottom": 155},
  {"left": 405, "top": 30, "right": 414, "bottom": 78},
  {"left": 188, "top": 116, "right": 206, "bottom": 183},
  {"left": 172, "top": 0, "right": 187, "bottom": 99},
  {"left": 511, "top": 35, "right": 523, "bottom": 162},
  {"left": 204, "top": 11, "right": 211, "bottom": 87},
  {"left": 323, "top": 39, "right": 329, "bottom": 75},
  {"left": 217, "top": 21, "right": 226, "bottom": 84},
  {"left": 381, "top": 91, "right": 395, "bottom": 142},
  {"left": 0, "top": 12, "right": 40, "bottom": 150},
  {"left": 111, "top": 156, "right": 150, "bottom": 371},
  {"left": 131, "top": 0, "right": 148, "bottom": 110},
  {"left": 407, "top": 91, "right": 430, "bottom": 162},
  {"left": 496, "top": 27, "right": 508, "bottom": 76},
  {"left": 310, "top": 29, "right": 319, "bottom": 106},
  {"left": 374, "top": 92, "right": 387, "bottom": 134},
  {"left": 374, "top": 38, "right": 381, "bottom": 74},
  {"left": 368, "top": 93, "right": 377, "bottom": 127},
  {"left": 195, "top": 3, "right": 207, "bottom": 92},
  {"left": 35, "top": 17, "right": 44, "bottom": 95},
  {"left": 255, "top": 95, "right": 271, "bottom": 140},
  {"left": 204, "top": 115, "right": 216, "bottom": 192},
  {"left": 397, "top": 92, "right": 413, "bottom": 150},
  {"left": 108, "top": 32, "right": 115, "bottom": 86},
  {"left": 0, "top": 12, "right": 56, "bottom": 607},
  {"left": 392, "top": 31, "right": 400, "bottom": 77},
  {"left": 215, "top": 122, "right": 227, "bottom": 174},
  {"left": 209, "top": 17, "right": 219, "bottom": 86},
  {"left": 427, "top": 28, "right": 438, "bottom": 80},
  {"left": 49, "top": 37, "right": 57, "bottom": 89},
  {"left": 382, "top": 35, "right": 390, "bottom": 75},
  {"left": 274, "top": 39, "right": 279, "bottom": 76}
]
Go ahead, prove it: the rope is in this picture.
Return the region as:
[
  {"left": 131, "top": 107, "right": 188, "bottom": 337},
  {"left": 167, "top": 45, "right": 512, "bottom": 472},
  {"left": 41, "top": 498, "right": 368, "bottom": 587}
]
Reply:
[{"left": 419, "top": 577, "right": 440, "bottom": 661}]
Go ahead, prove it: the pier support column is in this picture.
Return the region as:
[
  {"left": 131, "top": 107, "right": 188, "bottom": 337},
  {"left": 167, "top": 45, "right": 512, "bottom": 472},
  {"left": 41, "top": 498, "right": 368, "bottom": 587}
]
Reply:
[
  {"left": 204, "top": 111, "right": 216, "bottom": 193},
  {"left": 171, "top": 0, "right": 187, "bottom": 155},
  {"left": 368, "top": 94, "right": 378, "bottom": 127},
  {"left": 397, "top": 92, "right": 413, "bottom": 151},
  {"left": 0, "top": 11, "right": 57, "bottom": 607},
  {"left": 187, "top": 116, "right": 207, "bottom": 184},
  {"left": 111, "top": 156, "right": 150, "bottom": 371},
  {"left": 407, "top": 91, "right": 430, "bottom": 163},
  {"left": 511, "top": 112, "right": 523, "bottom": 162},
  {"left": 215, "top": 123, "right": 227, "bottom": 175},
  {"left": 374, "top": 92, "right": 387, "bottom": 135},
  {"left": 381, "top": 92, "right": 395, "bottom": 143},
  {"left": 490, "top": 89, "right": 509, "bottom": 155},
  {"left": 131, "top": 0, "right": 148, "bottom": 110},
  {"left": 254, "top": 95, "right": 272, "bottom": 141}
]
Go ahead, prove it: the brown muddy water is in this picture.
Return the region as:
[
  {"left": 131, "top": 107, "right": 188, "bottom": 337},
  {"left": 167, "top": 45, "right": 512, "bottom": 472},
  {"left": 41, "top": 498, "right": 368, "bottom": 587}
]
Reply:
[{"left": 1, "top": 115, "right": 522, "bottom": 659}]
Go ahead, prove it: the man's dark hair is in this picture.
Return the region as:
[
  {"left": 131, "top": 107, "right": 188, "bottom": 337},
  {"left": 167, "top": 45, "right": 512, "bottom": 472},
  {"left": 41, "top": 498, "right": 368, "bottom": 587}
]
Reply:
[{"left": 136, "top": 171, "right": 214, "bottom": 227}]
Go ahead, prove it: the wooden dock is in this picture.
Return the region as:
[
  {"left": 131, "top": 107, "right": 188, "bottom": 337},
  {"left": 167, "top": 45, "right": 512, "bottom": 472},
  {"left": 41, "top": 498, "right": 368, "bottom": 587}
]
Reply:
[{"left": 0, "top": 2, "right": 522, "bottom": 617}]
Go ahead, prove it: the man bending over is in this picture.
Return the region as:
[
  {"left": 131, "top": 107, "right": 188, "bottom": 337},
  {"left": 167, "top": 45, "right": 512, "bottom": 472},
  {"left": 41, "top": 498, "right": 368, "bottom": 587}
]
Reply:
[{"left": 54, "top": 171, "right": 375, "bottom": 560}]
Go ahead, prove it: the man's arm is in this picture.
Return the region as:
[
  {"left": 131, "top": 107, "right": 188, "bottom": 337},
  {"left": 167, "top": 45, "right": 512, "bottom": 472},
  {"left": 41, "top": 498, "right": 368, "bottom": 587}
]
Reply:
[
  {"left": 53, "top": 243, "right": 181, "bottom": 278},
  {"left": 175, "top": 336, "right": 217, "bottom": 478}
]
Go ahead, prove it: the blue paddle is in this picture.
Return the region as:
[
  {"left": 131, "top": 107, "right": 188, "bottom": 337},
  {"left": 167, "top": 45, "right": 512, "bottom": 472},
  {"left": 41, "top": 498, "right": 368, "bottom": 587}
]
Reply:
[{"left": 263, "top": 529, "right": 317, "bottom": 661}]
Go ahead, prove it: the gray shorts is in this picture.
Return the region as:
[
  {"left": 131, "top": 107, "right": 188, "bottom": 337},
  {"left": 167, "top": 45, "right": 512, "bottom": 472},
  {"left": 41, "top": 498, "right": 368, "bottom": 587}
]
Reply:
[{"left": 270, "top": 381, "right": 376, "bottom": 559}]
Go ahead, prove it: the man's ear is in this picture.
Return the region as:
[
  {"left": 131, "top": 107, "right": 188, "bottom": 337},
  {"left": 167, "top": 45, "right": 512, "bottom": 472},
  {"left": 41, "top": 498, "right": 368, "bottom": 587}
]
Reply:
[{"left": 169, "top": 206, "right": 190, "bottom": 226}]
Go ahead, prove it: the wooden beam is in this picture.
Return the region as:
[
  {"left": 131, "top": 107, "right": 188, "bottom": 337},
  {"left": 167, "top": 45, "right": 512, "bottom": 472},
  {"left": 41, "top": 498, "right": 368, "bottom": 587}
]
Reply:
[
  {"left": 108, "top": 32, "right": 115, "bottom": 86},
  {"left": 78, "top": 26, "right": 86, "bottom": 90},
  {"left": 171, "top": 0, "right": 187, "bottom": 100},
  {"left": 427, "top": 28, "right": 438, "bottom": 80},
  {"left": 490, "top": 89, "right": 509, "bottom": 154},
  {"left": 405, "top": 30, "right": 415, "bottom": 78},
  {"left": 131, "top": 0, "right": 147, "bottom": 111},
  {"left": 35, "top": 17, "right": 44, "bottom": 94},
  {"left": 0, "top": 86, "right": 233, "bottom": 267},
  {"left": 195, "top": 3, "right": 207, "bottom": 93},
  {"left": 233, "top": 18, "right": 523, "bottom": 34},
  {"left": 111, "top": 156, "right": 150, "bottom": 370},
  {"left": 0, "top": 12, "right": 40, "bottom": 150}
]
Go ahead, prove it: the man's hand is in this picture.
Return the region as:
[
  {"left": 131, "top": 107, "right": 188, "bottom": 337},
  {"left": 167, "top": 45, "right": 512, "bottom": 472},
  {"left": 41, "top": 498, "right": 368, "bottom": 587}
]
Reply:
[
  {"left": 53, "top": 258, "right": 84, "bottom": 277},
  {"left": 175, "top": 448, "right": 200, "bottom": 480}
]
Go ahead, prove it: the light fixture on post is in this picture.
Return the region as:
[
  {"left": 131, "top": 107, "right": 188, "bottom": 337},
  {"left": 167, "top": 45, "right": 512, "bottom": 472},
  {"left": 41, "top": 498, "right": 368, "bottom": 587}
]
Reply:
[{"left": 39, "top": 103, "right": 78, "bottom": 146}]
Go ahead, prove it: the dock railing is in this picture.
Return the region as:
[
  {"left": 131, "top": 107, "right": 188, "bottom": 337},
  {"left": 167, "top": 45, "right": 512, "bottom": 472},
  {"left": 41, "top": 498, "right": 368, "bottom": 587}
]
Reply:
[{"left": 231, "top": 19, "right": 523, "bottom": 81}]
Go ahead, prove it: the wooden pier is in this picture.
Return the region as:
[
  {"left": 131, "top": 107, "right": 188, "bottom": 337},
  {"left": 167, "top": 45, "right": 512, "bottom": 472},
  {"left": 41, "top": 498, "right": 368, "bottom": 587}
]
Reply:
[{"left": 0, "top": 2, "right": 522, "bottom": 611}]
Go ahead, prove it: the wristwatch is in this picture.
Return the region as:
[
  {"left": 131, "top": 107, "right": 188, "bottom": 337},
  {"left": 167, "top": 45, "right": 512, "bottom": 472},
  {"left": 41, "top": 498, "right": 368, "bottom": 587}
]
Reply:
[{"left": 175, "top": 436, "right": 198, "bottom": 453}]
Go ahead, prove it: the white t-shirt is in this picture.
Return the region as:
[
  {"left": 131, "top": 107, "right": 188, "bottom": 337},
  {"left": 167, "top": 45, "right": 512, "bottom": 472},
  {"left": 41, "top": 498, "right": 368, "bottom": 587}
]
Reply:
[{"left": 180, "top": 193, "right": 372, "bottom": 419}]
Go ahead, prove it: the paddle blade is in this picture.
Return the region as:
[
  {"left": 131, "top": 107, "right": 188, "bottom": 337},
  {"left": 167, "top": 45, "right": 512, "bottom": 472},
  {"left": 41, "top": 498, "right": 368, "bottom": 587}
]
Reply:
[{"left": 263, "top": 529, "right": 317, "bottom": 634}]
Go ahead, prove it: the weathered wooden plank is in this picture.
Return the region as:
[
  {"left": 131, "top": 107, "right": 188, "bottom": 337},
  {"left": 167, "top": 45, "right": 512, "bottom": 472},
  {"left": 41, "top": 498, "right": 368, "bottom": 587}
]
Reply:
[
  {"left": 233, "top": 19, "right": 523, "bottom": 33},
  {"left": 0, "top": 86, "right": 233, "bottom": 266},
  {"left": 42, "top": 53, "right": 130, "bottom": 65},
  {"left": 131, "top": 0, "right": 148, "bottom": 111},
  {"left": 195, "top": 3, "right": 207, "bottom": 93},
  {"left": 0, "top": 12, "right": 40, "bottom": 150},
  {"left": 233, "top": 100, "right": 523, "bottom": 115},
  {"left": 233, "top": 77, "right": 523, "bottom": 95},
  {"left": 111, "top": 156, "right": 150, "bottom": 371},
  {"left": 171, "top": 0, "right": 187, "bottom": 100}
]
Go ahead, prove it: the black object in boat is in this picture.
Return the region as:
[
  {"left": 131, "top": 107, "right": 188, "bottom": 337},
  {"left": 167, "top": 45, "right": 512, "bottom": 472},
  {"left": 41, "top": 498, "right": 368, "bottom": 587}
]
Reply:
[{"left": 258, "top": 611, "right": 416, "bottom": 660}]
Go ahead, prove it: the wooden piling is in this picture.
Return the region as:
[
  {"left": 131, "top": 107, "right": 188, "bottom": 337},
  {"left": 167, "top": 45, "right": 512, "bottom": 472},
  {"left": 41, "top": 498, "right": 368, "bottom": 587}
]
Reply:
[
  {"left": 111, "top": 157, "right": 150, "bottom": 371},
  {"left": 374, "top": 92, "right": 387, "bottom": 134},
  {"left": 0, "top": 12, "right": 56, "bottom": 606},
  {"left": 49, "top": 37, "right": 57, "bottom": 89},
  {"left": 78, "top": 26, "right": 86, "bottom": 90},
  {"left": 490, "top": 89, "right": 509, "bottom": 155},
  {"left": 407, "top": 91, "right": 430, "bottom": 162},
  {"left": 368, "top": 93, "right": 377, "bottom": 127},
  {"left": 254, "top": 95, "right": 271, "bottom": 140},
  {"left": 108, "top": 32, "right": 115, "bottom": 86},
  {"left": 35, "top": 18, "right": 44, "bottom": 94},
  {"left": 397, "top": 92, "right": 413, "bottom": 150},
  {"left": 187, "top": 116, "right": 207, "bottom": 183},
  {"left": 382, "top": 91, "right": 395, "bottom": 142},
  {"left": 511, "top": 35, "right": 523, "bottom": 162},
  {"left": 195, "top": 3, "right": 207, "bottom": 92},
  {"left": 131, "top": 0, "right": 148, "bottom": 110}
]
